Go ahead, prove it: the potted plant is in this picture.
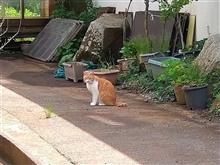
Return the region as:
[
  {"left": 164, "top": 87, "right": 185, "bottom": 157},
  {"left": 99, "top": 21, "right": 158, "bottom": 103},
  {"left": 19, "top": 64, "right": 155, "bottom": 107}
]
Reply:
[
  {"left": 157, "top": 60, "right": 187, "bottom": 104},
  {"left": 91, "top": 68, "right": 119, "bottom": 85},
  {"left": 118, "top": 40, "right": 137, "bottom": 71},
  {"left": 118, "top": 36, "right": 155, "bottom": 71},
  {"left": 84, "top": 61, "right": 119, "bottom": 85},
  {"left": 147, "top": 57, "right": 180, "bottom": 79},
  {"left": 182, "top": 63, "right": 208, "bottom": 110}
]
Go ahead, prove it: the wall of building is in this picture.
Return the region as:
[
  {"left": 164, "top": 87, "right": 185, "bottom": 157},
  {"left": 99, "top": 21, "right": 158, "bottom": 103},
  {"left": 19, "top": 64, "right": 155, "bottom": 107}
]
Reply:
[
  {"left": 95, "top": 0, "right": 220, "bottom": 40},
  {"left": 189, "top": 0, "right": 220, "bottom": 40}
]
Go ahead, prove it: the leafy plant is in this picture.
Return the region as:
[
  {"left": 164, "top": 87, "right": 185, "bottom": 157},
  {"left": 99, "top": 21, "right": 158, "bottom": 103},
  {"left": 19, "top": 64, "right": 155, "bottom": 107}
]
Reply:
[
  {"left": 118, "top": 62, "right": 175, "bottom": 102},
  {"left": 132, "top": 37, "right": 152, "bottom": 55},
  {"left": 120, "top": 42, "right": 137, "bottom": 59},
  {"left": 159, "top": 59, "right": 207, "bottom": 87},
  {"left": 206, "top": 68, "right": 220, "bottom": 102},
  {"left": 43, "top": 106, "right": 55, "bottom": 119},
  {"left": 151, "top": 35, "right": 171, "bottom": 53},
  {"left": 78, "top": 0, "right": 98, "bottom": 23},
  {"left": 57, "top": 36, "right": 83, "bottom": 66},
  {"left": 120, "top": 37, "right": 152, "bottom": 59},
  {"left": 210, "top": 94, "right": 220, "bottom": 117},
  {"left": 158, "top": 0, "right": 193, "bottom": 20},
  {"left": 157, "top": 0, "right": 194, "bottom": 50},
  {"left": 157, "top": 59, "right": 188, "bottom": 86},
  {"left": 192, "top": 38, "right": 207, "bottom": 51},
  {"left": 118, "top": 59, "right": 208, "bottom": 103},
  {"left": 5, "top": 6, "right": 38, "bottom": 17},
  {"left": 182, "top": 63, "right": 207, "bottom": 87},
  {"left": 52, "top": 0, "right": 97, "bottom": 23},
  {"left": 52, "top": 4, "right": 77, "bottom": 19}
]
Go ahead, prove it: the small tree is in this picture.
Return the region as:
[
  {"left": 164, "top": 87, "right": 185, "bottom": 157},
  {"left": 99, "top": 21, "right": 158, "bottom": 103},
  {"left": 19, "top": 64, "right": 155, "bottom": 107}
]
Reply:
[
  {"left": 144, "top": 0, "right": 193, "bottom": 50},
  {"left": 157, "top": 0, "right": 193, "bottom": 50}
]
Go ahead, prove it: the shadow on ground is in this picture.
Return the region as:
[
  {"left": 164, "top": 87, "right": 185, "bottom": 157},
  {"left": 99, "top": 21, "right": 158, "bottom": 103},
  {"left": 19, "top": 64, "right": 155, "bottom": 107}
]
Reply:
[
  {"left": 9, "top": 71, "right": 84, "bottom": 88},
  {"left": 1, "top": 55, "right": 220, "bottom": 164}
]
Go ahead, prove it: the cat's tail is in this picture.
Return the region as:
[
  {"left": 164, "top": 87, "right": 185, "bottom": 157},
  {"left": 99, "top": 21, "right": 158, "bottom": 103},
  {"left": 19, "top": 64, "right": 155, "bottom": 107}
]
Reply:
[{"left": 116, "top": 102, "right": 127, "bottom": 107}]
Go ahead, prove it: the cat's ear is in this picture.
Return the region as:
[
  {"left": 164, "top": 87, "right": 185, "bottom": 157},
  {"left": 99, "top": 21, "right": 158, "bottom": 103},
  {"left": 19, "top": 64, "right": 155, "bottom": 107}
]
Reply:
[
  {"left": 90, "top": 71, "right": 95, "bottom": 75},
  {"left": 83, "top": 71, "right": 90, "bottom": 76}
]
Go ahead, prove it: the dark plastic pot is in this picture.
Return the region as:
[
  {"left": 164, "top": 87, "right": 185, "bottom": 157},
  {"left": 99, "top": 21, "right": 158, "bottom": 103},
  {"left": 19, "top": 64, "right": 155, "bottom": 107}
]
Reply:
[{"left": 184, "top": 84, "right": 208, "bottom": 110}]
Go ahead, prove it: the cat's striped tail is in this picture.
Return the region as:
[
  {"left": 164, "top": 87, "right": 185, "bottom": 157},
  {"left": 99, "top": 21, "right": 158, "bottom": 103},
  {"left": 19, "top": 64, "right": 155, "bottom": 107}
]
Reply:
[{"left": 116, "top": 102, "right": 127, "bottom": 107}]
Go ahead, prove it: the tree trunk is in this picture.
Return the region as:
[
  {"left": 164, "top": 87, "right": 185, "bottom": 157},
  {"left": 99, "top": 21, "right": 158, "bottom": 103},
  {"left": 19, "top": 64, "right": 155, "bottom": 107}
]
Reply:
[{"left": 144, "top": 0, "right": 149, "bottom": 37}]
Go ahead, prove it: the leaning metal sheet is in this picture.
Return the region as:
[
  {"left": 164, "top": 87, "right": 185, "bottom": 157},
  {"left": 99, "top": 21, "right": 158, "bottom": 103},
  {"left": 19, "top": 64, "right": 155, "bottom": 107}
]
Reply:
[{"left": 24, "top": 18, "right": 83, "bottom": 62}]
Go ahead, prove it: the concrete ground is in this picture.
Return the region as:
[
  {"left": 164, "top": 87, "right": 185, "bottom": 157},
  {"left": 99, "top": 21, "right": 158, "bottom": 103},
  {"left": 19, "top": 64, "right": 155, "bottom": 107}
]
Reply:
[{"left": 0, "top": 54, "right": 220, "bottom": 165}]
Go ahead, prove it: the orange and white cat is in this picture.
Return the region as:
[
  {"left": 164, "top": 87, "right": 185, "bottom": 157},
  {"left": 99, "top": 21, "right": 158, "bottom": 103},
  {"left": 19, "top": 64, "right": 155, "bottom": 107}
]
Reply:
[{"left": 83, "top": 71, "right": 126, "bottom": 107}]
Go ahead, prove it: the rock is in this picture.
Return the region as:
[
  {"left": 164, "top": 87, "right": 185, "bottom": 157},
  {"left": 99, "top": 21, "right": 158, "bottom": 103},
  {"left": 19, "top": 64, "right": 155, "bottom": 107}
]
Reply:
[
  {"left": 73, "top": 14, "right": 130, "bottom": 64},
  {"left": 195, "top": 34, "right": 220, "bottom": 73}
]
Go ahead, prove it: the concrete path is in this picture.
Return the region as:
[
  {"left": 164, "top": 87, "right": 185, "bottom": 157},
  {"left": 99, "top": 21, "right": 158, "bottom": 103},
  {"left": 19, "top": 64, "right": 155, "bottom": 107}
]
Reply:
[{"left": 0, "top": 54, "right": 220, "bottom": 165}]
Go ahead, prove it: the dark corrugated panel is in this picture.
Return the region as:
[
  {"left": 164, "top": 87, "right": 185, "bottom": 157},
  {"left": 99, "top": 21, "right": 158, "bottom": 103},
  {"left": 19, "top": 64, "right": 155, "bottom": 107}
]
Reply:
[
  {"left": 132, "top": 11, "right": 175, "bottom": 39},
  {"left": 24, "top": 18, "right": 83, "bottom": 62}
]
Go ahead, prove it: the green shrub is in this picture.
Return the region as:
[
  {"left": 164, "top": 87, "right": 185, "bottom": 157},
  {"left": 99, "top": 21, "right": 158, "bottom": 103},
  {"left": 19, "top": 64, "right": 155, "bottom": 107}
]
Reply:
[
  {"left": 157, "top": 59, "right": 187, "bottom": 86},
  {"left": 57, "top": 36, "right": 83, "bottom": 66},
  {"left": 158, "top": 60, "right": 207, "bottom": 87},
  {"left": 78, "top": 0, "right": 98, "bottom": 23},
  {"left": 210, "top": 94, "right": 220, "bottom": 117},
  {"left": 120, "top": 37, "right": 152, "bottom": 60},
  {"left": 151, "top": 35, "right": 171, "bottom": 53},
  {"left": 182, "top": 63, "right": 207, "bottom": 87},
  {"left": 5, "top": 7, "right": 38, "bottom": 17},
  {"left": 52, "top": 5, "right": 77, "bottom": 19},
  {"left": 206, "top": 68, "right": 220, "bottom": 103},
  {"left": 131, "top": 37, "right": 152, "bottom": 55},
  {"left": 120, "top": 42, "right": 137, "bottom": 59},
  {"left": 52, "top": 0, "right": 97, "bottom": 23},
  {"left": 118, "top": 62, "right": 175, "bottom": 102}
]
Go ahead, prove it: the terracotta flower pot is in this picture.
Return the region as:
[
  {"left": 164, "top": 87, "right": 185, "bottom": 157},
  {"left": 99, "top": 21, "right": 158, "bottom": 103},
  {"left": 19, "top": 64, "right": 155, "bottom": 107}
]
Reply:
[
  {"left": 117, "top": 58, "right": 134, "bottom": 71},
  {"left": 174, "top": 85, "right": 186, "bottom": 105},
  {"left": 92, "top": 69, "right": 119, "bottom": 85}
]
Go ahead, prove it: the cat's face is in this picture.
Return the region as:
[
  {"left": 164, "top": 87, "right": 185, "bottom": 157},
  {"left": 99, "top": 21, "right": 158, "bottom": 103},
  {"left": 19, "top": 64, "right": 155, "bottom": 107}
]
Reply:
[{"left": 83, "top": 71, "right": 95, "bottom": 84}]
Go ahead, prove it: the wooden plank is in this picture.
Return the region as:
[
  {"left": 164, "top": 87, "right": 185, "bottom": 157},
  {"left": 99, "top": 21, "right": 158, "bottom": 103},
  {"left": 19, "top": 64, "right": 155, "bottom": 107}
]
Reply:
[
  {"left": 2, "top": 18, "right": 50, "bottom": 27},
  {"left": 186, "top": 15, "right": 196, "bottom": 48},
  {"left": 1, "top": 18, "right": 50, "bottom": 38}
]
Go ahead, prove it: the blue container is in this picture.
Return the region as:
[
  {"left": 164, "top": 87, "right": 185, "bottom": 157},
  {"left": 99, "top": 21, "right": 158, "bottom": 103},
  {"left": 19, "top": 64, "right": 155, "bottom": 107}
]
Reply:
[{"left": 147, "top": 57, "right": 179, "bottom": 79}]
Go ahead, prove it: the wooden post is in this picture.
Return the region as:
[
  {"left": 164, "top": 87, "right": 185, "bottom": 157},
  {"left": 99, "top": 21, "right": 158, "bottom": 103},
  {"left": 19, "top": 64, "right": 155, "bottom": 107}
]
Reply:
[
  {"left": 49, "top": 0, "right": 55, "bottom": 16},
  {"left": 41, "top": 0, "right": 55, "bottom": 17},
  {"left": 144, "top": 0, "right": 149, "bottom": 37},
  {"left": 20, "top": 0, "right": 24, "bottom": 19}
]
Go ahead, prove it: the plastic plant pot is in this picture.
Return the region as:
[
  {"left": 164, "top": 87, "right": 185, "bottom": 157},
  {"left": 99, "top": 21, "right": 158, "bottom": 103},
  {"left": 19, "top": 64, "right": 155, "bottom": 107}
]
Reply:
[
  {"left": 147, "top": 57, "right": 179, "bottom": 79},
  {"left": 184, "top": 84, "right": 208, "bottom": 110}
]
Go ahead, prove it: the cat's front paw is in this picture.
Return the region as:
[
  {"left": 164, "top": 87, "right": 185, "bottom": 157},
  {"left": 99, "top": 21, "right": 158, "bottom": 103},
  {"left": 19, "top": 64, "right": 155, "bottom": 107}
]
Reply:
[{"left": 90, "top": 102, "right": 96, "bottom": 106}]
